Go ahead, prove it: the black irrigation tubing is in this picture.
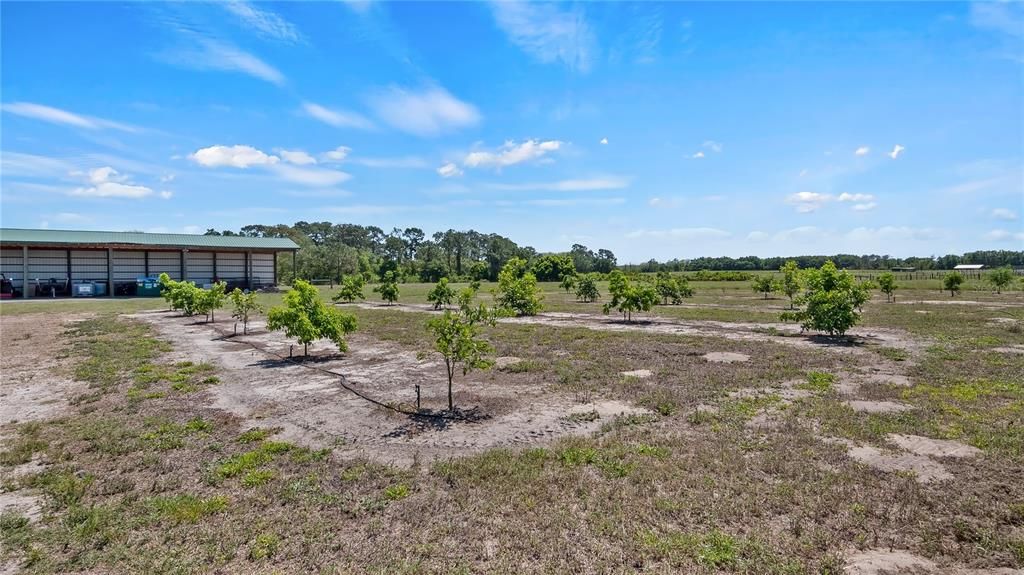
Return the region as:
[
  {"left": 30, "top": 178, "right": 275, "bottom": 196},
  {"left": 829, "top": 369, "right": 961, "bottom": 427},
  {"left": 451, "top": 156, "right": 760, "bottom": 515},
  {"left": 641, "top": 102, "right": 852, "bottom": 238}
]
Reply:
[{"left": 204, "top": 321, "right": 469, "bottom": 422}]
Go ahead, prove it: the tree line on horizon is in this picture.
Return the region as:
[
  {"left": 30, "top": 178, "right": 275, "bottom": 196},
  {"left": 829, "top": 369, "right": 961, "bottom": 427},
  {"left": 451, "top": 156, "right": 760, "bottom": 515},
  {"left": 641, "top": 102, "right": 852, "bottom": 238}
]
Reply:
[{"left": 203, "top": 223, "right": 1024, "bottom": 283}]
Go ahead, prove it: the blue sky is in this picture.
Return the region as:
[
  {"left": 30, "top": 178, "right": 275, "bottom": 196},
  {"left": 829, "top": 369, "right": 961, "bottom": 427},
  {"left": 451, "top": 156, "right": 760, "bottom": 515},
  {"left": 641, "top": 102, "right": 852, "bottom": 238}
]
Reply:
[{"left": 1, "top": 1, "right": 1021, "bottom": 262}]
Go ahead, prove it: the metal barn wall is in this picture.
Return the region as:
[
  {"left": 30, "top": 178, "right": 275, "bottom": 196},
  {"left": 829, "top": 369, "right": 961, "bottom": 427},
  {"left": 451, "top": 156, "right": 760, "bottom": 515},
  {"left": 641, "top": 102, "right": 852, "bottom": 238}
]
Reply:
[
  {"left": 148, "top": 251, "right": 181, "bottom": 280},
  {"left": 112, "top": 251, "right": 146, "bottom": 281},
  {"left": 70, "top": 250, "right": 107, "bottom": 282},
  {"left": 1, "top": 249, "right": 23, "bottom": 280},
  {"left": 28, "top": 249, "right": 68, "bottom": 280},
  {"left": 216, "top": 252, "right": 245, "bottom": 280},
  {"left": 188, "top": 251, "right": 214, "bottom": 285},
  {"left": 252, "top": 253, "right": 275, "bottom": 284}
]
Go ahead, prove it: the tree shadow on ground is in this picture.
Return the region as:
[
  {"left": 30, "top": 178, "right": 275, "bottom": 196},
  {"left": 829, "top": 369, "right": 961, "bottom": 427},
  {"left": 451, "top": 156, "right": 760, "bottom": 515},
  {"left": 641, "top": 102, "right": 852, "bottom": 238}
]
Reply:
[
  {"left": 253, "top": 353, "right": 345, "bottom": 368},
  {"left": 383, "top": 406, "right": 490, "bottom": 438}
]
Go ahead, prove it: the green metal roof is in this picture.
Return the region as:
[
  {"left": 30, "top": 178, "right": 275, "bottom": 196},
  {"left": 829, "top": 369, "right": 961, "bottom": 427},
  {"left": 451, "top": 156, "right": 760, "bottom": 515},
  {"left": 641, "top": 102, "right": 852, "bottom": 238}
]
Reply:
[{"left": 0, "top": 228, "right": 299, "bottom": 250}]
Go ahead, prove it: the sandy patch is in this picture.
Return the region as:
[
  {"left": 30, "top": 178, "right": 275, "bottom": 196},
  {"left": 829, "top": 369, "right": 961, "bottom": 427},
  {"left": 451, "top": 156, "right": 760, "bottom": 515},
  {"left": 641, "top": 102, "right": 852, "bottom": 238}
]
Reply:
[
  {"left": 493, "top": 356, "right": 523, "bottom": 369},
  {"left": 991, "top": 345, "right": 1024, "bottom": 355},
  {"left": 620, "top": 369, "right": 653, "bottom": 379},
  {"left": 0, "top": 314, "right": 90, "bottom": 427},
  {"left": 843, "top": 549, "right": 936, "bottom": 574},
  {"left": 886, "top": 434, "right": 981, "bottom": 458},
  {"left": 702, "top": 351, "right": 750, "bottom": 363},
  {"left": 846, "top": 444, "right": 952, "bottom": 483},
  {"left": 846, "top": 400, "right": 912, "bottom": 414},
  {"left": 136, "top": 313, "right": 655, "bottom": 466},
  {"left": 987, "top": 317, "right": 1019, "bottom": 324},
  {"left": 0, "top": 490, "right": 42, "bottom": 524}
]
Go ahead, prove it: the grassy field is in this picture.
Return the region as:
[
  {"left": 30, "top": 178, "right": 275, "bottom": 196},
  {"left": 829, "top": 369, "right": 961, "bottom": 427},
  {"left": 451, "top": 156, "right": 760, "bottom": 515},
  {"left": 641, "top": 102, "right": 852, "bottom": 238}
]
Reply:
[{"left": 1, "top": 277, "right": 1023, "bottom": 573}]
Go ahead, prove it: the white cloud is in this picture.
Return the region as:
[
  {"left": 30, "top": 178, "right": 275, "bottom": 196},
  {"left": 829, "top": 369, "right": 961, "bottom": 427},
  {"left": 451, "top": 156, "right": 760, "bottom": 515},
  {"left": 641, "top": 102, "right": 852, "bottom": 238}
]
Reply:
[
  {"left": 691, "top": 151, "right": 705, "bottom": 159},
  {"left": 322, "top": 204, "right": 418, "bottom": 216},
  {"left": 852, "top": 202, "right": 877, "bottom": 211},
  {"left": 846, "top": 227, "right": 943, "bottom": 242},
  {"left": 486, "top": 177, "right": 630, "bottom": 192},
  {"left": 524, "top": 197, "right": 626, "bottom": 207},
  {"left": 837, "top": 192, "right": 875, "bottom": 202},
  {"left": 283, "top": 189, "right": 352, "bottom": 198},
  {"left": 648, "top": 197, "right": 683, "bottom": 208},
  {"left": 786, "top": 191, "right": 831, "bottom": 213},
  {"left": 190, "top": 145, "right": 280, "bottom": 168},
  {"left": 368, "top": 86, "right": 480, "bottom": 136},
  {"left": 2, "top": 102, "right": 138, "bottom": 132},
  {"left": 855, "top": 146, "right": 870, "bottom": 156},
  {"left": 600, "top": 137, "right": 608, "bottom": 145},
  {"left": 159, "top": 190, "right": 174, "bottom": 200},
  {"left": 159, "top": 174, "right": 176, "bottom": 183},
  {"left": 888, "top": 144, "right": 905, "bottom": 160},
  {"left": 161, "top": 36, "right": 285, "bottom": 86},
  {"left": 991, "top": 207, "right": 1019, "bottom": 221},
  {"left": 0, "top": 152, "right": 76, "bottom": 177},
  {"left": 940, "top": 176, "right": 1011, "bottom": 195},
  {"left": 774, "top": 226, "right": 825, "bottom": 242},
  {"left": 746, "top": 231, "right": 769, "bottom": 241},
  {"left": 321, "top": 146, "right": 352, "bottom": 162},
  {"left": 463, "top": 140, "right": 563, "bottom": 169},
  {"left": 490, "top": 1, "right": 596, "bottom": 72},
  {"left": 437, "top": 163, "right": 463, "bottom": 178},
  {"left": 70, "top": 167, "right": 154, "bottom": 199},
  {"left": 985, "top": 229, "right": 1024, "bottom": 242},
  {"left": 970, "top": 2, "right": 1024, "bottom": 39},
  {"left": 279, "top": 149, "right": 317, "bottom": 165},
  {"left": 271, "top": 164, "right": 351, "bottom": 187},
  {"left": 798, "top": 168, "right": 809, "bottom": 177},
  {"left": 302, "top": 102, "right": 375, "bottom": 130},
  {"left": 626, "top": 227, "right": 730, "bottom": 240},
  {"left": 222, "top": 0, "right": 303, "bottom": 43},
  {"left": 702, "top": 140, "right": 723, "bottom": 153}
]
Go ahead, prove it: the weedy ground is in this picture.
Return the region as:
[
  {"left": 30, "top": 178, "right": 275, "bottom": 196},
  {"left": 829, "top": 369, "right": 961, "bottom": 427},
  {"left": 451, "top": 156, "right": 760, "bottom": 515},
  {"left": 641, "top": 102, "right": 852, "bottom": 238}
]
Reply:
[{"left": 1, "top": 281, "right": 1022, "bottom": 574}]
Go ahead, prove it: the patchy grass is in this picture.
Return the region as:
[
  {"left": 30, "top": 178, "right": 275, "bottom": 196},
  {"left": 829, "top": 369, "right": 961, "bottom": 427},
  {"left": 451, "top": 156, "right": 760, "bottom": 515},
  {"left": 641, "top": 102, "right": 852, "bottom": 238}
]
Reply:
[{"left": 797, "top": 371, "right": 835, "bottom": 393}]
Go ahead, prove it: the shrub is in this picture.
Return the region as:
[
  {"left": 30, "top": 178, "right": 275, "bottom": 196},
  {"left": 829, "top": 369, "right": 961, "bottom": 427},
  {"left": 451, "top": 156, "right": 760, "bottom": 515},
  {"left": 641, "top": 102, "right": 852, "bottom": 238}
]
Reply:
[
  {"left": 603, "top": 270, "right": 659, "bottom": 321},
  {"left": 943, "top": 271, "right": 965, "bottom": 297},
  {"left": 332, "top": 275, "right": 365, "bottom": 303},
  {"left": 878, "top": 272, "right": 897, "bottom": 302},
  {"left": 229, "top": 288, "right": 263, "bottom": 334},
  {"left": 987, "top": 266, "right": 1015, "bottom": 294},
  {"left": 655, "top": 271, "right": 693, "bottom": 305},
  {"left": 751, "top": 276, "right": 779, "bottom": 300},
  {"left": 559, "top": 273, "right": 577, "bottom": 294},
  {"left": 495, "top": 258, "right": 543, "bottom": 316},
  {"left": 575, "top": 274, "right": 601, "bottom": 302},
  {"left": 427, "top": 277, "right": 456, "bottom": 310},
  {"left": 780, "top": 260, "right": 869, "bottom": 336},
  {"left": 780, "top": 261, "right": 802, "bottom": 308},
  {"left": 374, "top": 271, "right": 400, "bottom": 305}
]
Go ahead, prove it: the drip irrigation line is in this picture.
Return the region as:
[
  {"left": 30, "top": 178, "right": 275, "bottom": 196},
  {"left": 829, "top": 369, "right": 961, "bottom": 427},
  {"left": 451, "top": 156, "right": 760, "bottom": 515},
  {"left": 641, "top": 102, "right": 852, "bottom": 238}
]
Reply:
[{"left": 205, "top": 322, "right": 468, "bottom": 422}]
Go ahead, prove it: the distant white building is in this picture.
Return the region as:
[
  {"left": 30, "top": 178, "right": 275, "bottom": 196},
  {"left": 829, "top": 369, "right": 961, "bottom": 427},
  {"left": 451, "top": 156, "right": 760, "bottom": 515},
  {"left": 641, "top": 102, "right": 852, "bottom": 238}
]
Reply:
[{"left": 953, "top": 264, "right": 985, "bottom": 270}]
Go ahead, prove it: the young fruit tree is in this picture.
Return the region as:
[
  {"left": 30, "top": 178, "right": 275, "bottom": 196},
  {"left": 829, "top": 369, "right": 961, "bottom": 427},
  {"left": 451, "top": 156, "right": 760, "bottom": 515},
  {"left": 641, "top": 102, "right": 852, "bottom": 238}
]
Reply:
[
  {"left": 427, "top": 277, "right": 456, "bottom": 310},
  {"left": 332, "top": 275, "right": 366, "bottom": 304},
  {"left": 495, "top": 258, "right": 543, "bottom": 316},
  {"left": 159, "top": 274, "right": 202, "bottom": 316},
  {"left": 780, "top": 261, "right": 802, "bottom": 309},
  {"left": 752, "top": 275, "right": 779, "bottom": 300},
  {"left": 575, "top": 274, "right": 601, "bottom": 303},
  {"left": 654, "top": 271, "right": 693, "bottom": 305},
  {"left": 877, "top": 272, "right": 898, "bottom": 302},
  {"left": 229, "top": 288, "right": 263, "bottom": 334},
  {"left": 195, "top": 281, "right": 228, "bottom": 323},
  {"left": 943, "top": 271, "right": 964, "bottom": 297},
  {"left": 604, "top": 271, "right": 659, "bottom": 321},
  {"left": 780, "top": 260, "right": 870, "bottom": 336},
  {"left": 987, "top": 266, "right": 1015, "bottom": 294},
  {"left": 426, "top": 297, "right": 495, "bottom": 412},
  {"left": 374, "top": 271, "right": 400, "bottom": 305},
  {"left": 268, "top": 279, "right": 357, "bottom": 356},
  {"left": 559, "top": 273, "right": 577, "bottom": 295}
]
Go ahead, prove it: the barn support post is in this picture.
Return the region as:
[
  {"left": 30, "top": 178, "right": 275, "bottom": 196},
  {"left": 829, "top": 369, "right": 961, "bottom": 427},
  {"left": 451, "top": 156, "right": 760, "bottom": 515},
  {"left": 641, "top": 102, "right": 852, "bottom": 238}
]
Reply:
[
  {"left": 144, "top": 251, "right": 150, "bottom": 277},
  {"left": 292, "top": 251, "right": 297, "bottom": 284},
  {"left": 181, "top": 250, "right": 189, "bottom": 283},
  {"left": 213, "top": 251, "right": 218, "bottom": 283},
  {"left": 245, "top": 251, "right": 251, "bottom": 290},
  {"left": 107, "top": 248, "right": 114, "bottom": 297},
  {"left": 66, "top": 249, "right": 72, "bottom": 291},
  {"left": 22, "top": 246, "right": 30, "bottom": 299},
  {"left": 273, "top": 252, "right": 278, "bottom": 285}
]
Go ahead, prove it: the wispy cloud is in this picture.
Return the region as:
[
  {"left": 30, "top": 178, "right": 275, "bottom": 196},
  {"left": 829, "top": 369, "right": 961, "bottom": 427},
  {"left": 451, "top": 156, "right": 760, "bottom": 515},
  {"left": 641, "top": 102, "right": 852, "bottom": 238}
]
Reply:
[
  {"left": 159, "top": 34, "right": 285, "bottom": 86},
  {"left": 271, "top": 164, "right": 351, "bottom": 187},
  {"left": 523, "top": 197, "right": 625, "bottom": 208},
  {"left": 0, "top": 152, "right": 76, "bottom": 178},
  {"left": 350, "top": 156, "right": 429, "bottom": 169},
  {"left": 70, "top": 167, "right": 155, "bottom": 199},
  {"left": 2, "top": 102, "right": 139, "bottom": 132},
  {"left": 888, "top": 144, "right": 905, "bottom": 159},
  {"left": 486, "top": 177, "right": 630, "bottom": 192},
  {"left": 702, "top": 140, "right": 723, "bottom": 153},
  {"left": 222, "top": 0, "right": 303, "bottom": 43},
  {"left": 985, "top": 229, "right": 1024, "bottom": 242},
  {"left": 188, "top": 144, "right": 350, "bottom": 187},
  {"left": 491, "top": 1, "right": 597, "bottom": 73},
  {"left": 367, "top": 85, "right": 479, "bottom": 136},
  {"left": 786, "top": 191, "right": 831, "bottom": 213},
  {"left": 600, "top": 137, "right": 608, "bottom": 145},
  {"left": 846, "top": 227, "right": 944, "bottom": 242},
  {"left": 437, "top": 163, "right": 463, "bottom": 178},
  {"left": 463, "top": 140, "right": 563, "bottom": 170},
  {"left": 690, "top": 151, "right": 705, "bottom": 159},
  {"left": 278, "top": 150, "right": 317, "bottom": 165},
  {"left": 855, "top": 146, "right": 870, "bottom": 156},
  {"left": 283, "top": 189, "right": 352, "bottom": 199},
  {"left": 321, "top": 146, "right": 352, "bottom": 162},
  {"left": 302, "top": 102, "right": 375, "bottom": 130},
  {"left": 837, "top": 192, "right": 874, "bottom": 202},
  {"left": 626, "top": 227, "right": 730, "bottom": 240},
  {"left": 991, "top": 207, "right": 1019, "bottom": 221}
]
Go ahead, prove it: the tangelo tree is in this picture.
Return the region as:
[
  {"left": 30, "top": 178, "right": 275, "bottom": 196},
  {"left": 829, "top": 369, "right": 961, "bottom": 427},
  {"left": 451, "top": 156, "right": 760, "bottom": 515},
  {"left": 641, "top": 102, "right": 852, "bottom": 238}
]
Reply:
[
  {"left": 779, "top": 261, "right": 802, "bottom": 309},
  {"left": 495, "top": 257, "right": 543, "bottom": 316},
  {"left": 877, "top": 272, "right": 898, "bottom": 302},
  {"left": 427, "top": 277, "right": 456, "bottom": 310},
  {"left": 229, "top": 288, "right": 263, "bottom": 334},
  {"left": 575, "top": 274, "right": 601, "bottom": 303},
  {"left": 374, "top": 271, "right": 400, "bottom": 305},
  {"left": 943, "top": 271, "right": 965, "bottom": 297},
  {"left": 780, "top": 260, "right": 869, "bottom": 336},
  {"left": 987, "top": 266, "right": 1015, "bottom": 294},
  {"left": 268, "top": 279, "right": 357, "bottom": 356},
  {"left": 752, "top": 275, "right": 779, "bottom": 300},
  {"left": 332, "top": 275, "right": 366, "bottom": 304},
  {"left": 427, "top": 290, "right": 494, "bottom": 411}
]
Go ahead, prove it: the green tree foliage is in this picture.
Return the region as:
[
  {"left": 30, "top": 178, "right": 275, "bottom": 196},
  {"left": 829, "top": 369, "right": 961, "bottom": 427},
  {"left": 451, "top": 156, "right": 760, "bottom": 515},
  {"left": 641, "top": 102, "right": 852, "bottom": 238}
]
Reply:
[
  {"left": 427, "top": 278, "right": 456, "bottom": 310},
  {"left": 987, "top": 266, "right": 1015, "bottom": 294},
  {"left": 575, "top": 274, "right": 601, "bottom": 303},
  {"left": 779, "top": 261, "right": 802, "bottom": 308},
  {"left": 654, "top": 271, "right": 694, "bottom": 305},
  {"left": 531, "top": 254, "right": 576, "bottom": 282},
  {"left": 426, "top": 293, "right": 495, "bottom": 411},
  {"left": 229, "top": 288, "right": 263, "bottom": 334},
  {"left": 195, "top": 281, "right": 228, "bottom": 323},
  {"left": 267, "top": 280, "right": 357, "bottom": 356},
  {"left": 780, "top": 261, "right": 870, "bottom": 336},
  {"left": 332, "top": 275, "right": 366, "bottom": 304},
  {"left": 467, "top": 261, "right": 489, "bottom": 282},
  {"left": 495, "top": 258, "right": 543, "bottom": 316},
  {"left": 559, "top": 273, "right": 577, "bottom": 294},
  {"left": 877, "top": 272, "right": 898, "bottom": 302},
  {"left": 943, "top": 271, "right": 965, "bottom": 297},
  {"left": 603, "top": 271, "right": 659, "bottom": 321},
  {"left": 374, "top": 271, "right": 400, "bottom": 305},
  {"left": 752, "top": 276, "right": 779, "bottom": 300}
]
